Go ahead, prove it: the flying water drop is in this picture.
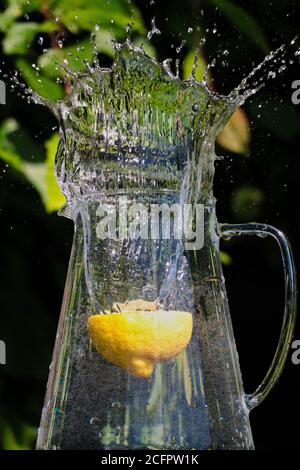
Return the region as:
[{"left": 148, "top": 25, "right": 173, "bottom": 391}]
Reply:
[{"left": 147, "top": 17, "right": 161, "bottom": 40}]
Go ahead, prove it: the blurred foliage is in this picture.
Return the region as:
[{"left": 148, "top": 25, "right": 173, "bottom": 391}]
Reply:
[
  {"left": 217, "top": 107, "right": 250, "bottom": 155},
  {"left": 0, "top": 121, "right": 65, "bottom": 211},
  {"left": 209, "top": 0, "right": 270, "bottom": 53},
  {"left": 232, "top": 185, "right": 264, "bottom": 220},
  {"left": 0, "top": 0, "right": 300, "bottom": 450},
  {"left": 0, "top": 418, "right": 37, "bottom": 450}
]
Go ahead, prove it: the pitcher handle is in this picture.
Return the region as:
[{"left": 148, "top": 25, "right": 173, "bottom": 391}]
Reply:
[{"left": 219, "top": 223, "right": 297, "bottom": 410}]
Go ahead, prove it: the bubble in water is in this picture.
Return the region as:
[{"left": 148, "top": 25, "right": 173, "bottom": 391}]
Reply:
[
  {"left": 111, "top": 401, "right": 121, "bottom": 408},
  {"left": 89, "top": 417, "right": 100, "bottom": 425}
]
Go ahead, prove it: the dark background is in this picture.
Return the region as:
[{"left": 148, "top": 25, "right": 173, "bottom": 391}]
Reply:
[{"left": 0, "top": 0, "right": 299, "bottom": 450}]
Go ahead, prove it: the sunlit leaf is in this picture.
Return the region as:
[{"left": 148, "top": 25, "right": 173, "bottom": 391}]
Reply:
[
  {"left": 209, "top": 0, "right": 269, "bottom": 53},
  {"left": 133, "top": 37, "right": 157, "bottom": 59},
  {"left": 0, "top": 1, "right": 23, "bottom": 32},
  {"left": 217, "top": 107, "right": 250, "bottom": 155},
  {"left": 57, "top": 7, "right": 145, "bottom": 36},
  {"left": 220, "top": 251, "right": 233, "bottom": 266},
  {"left": 0, "top": 120, "right": 65, "bottom": 213},
  {"left": 3, "top": 22, "right": 39, "bottom": 54},
  {"left": 43, "top": 133, "right": 66, "bottom": 212},
  {"left": 95, "top": 30, "right": 116, "bottom": 58},
  {"left": 21, "top": 133, "right": 65, "bottom": 213}
]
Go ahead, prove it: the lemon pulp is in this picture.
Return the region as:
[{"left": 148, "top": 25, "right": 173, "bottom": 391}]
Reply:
[{"left": 88, "top": 310, "right": 193, "bottom": 378}]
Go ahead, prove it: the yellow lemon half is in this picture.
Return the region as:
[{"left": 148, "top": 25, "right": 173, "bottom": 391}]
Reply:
[{"left": 88, "top": 310, "right": 193, "bottom": 379}]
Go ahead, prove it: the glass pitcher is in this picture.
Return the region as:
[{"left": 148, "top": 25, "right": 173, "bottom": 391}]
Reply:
[{"left": 36, "top": 46, "right": 297, "bottom": 450}]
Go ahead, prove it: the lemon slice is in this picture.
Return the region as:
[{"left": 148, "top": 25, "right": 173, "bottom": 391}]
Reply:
[{"left": 88, "top": 310, "right": 193, "bottom": 378}]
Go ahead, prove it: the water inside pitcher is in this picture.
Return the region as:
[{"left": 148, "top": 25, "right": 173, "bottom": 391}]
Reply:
[{"left": 36, "top": 44, "right": 297, "bottom": 450}]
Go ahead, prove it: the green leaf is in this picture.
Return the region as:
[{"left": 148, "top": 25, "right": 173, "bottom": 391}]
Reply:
[
  {"left": 38, "top": 40, "right": 95, "bottom": 79},
  {"left": 16, "top": 58, "right": 64, "bottom": 100},
  {"left": 60, "top": 8, "right": 145, "bottom": 35},
  {"left": 182, "top": 49, "right": 207, "bottom": 82},
  {"left": 220, "top": 251, "right": 233, "bottom": 266},
  {"left": 133, "top": 37, "right": 157, "bottom": 59},
  {"left": 38, "top": 48, "right": 62, "bottom": 79},
  {"left": 1, "top": 421, "right": 28, "bottom": 450},
  {"left": 43, "top": 133, "right": 66, "bottom": 212},
  {"left": 61, "top": 40, "right": 94, "bottom": 73},
  {"left": 3, "top": 22, "right": 39, "bottom": 55},
  {"left": 95, "top": 30, "right": 116, "bottom": 58},
  {"left": 209, "top": 0, "right": 269, "bottom": 53},
  {"left": 0, "top": 1, "right": 23, "bottom": 32},
  {"left": 21, "top": 133, "right": 66, "bottom": 213},
  {"left": 51, "top": 0, "right": 145, "bottom": 35},
  {"left": 0, "top": 120, "right": 65, "bottom": 213},
  {"left": 0, "top": 418, "right": 37, "bottom": 450},
  {"left": 0, "top": 118, "right": 22, "bottom": 166}
]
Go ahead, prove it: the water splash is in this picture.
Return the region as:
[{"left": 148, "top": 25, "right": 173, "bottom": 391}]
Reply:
[
  {"left": 6, "top": 27, "right": 298, "bottom": 123},
  {"left": 147, "top": 17, "right": 161, "bottom": 40}
]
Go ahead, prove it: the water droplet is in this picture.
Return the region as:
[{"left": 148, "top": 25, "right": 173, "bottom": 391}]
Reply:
[
  {"left": 111, "top": 401, "right": 121, "bottom": 408},
  {"left": 147, "top": 17, "right": 161, "bottom": 40},
  {"left": 176, "top": 40, "right": 186, "bottom": 54},
  {"left": 125, "top": 22, "right": 133, "bottom": 34}
]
